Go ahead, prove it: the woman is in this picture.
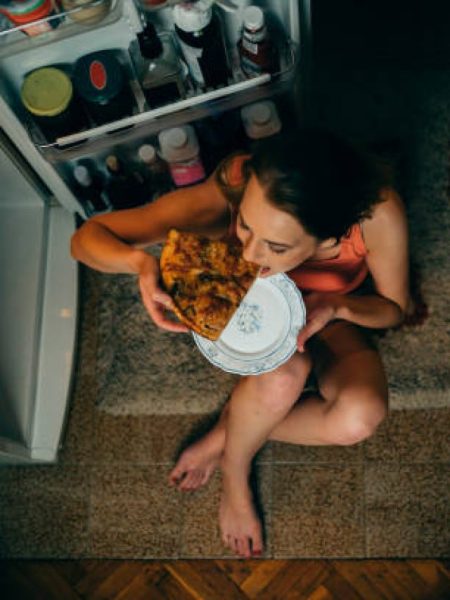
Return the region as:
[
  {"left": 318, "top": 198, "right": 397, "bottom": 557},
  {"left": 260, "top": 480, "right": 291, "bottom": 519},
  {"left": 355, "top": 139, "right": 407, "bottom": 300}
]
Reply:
[{"left": 71, "top": 128, "right": 409, "bottom": 558}]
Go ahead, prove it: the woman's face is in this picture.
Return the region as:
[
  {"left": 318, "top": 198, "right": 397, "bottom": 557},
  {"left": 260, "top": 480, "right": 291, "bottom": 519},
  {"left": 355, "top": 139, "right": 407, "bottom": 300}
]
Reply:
[{"left": 237, "top": 174, "right": 321, "bottom": 277}]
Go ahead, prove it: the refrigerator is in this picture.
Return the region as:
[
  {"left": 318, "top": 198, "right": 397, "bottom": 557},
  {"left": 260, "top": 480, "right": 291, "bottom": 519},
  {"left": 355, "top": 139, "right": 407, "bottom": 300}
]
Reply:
[{"left": 0, "top": 0, "right": 310, "bottom": 464}]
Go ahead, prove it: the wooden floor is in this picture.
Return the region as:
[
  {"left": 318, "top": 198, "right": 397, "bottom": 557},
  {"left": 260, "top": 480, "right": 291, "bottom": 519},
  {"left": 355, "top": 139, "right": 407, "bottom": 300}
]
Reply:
[{"left": 1, "top": 559, "right": 450, "bottom": 599}]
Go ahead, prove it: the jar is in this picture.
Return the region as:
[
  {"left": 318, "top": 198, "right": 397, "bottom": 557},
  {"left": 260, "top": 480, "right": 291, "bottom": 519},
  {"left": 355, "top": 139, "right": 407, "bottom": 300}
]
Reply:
[
  {"left": 72, "top": 51, "right": 136, "bottom": 126},
  {"left": 158, "top": 125, "right": 205, "bottom": 187},
  {"left": 20, "top": 67, "right": 87, "bottom": 142},
  {"left": 61, "top": 0, "right": 111, "bottom": 26},
  {"left": 0, "top": 0, "right": 60, "bottom": 36}
]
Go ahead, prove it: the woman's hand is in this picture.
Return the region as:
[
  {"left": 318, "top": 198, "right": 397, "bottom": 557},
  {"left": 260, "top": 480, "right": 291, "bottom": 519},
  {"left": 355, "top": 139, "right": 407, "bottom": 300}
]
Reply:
[
  {"left": 137, "top": 252, "right": 189, "bottom": 333},
  {"left": 297, "top": 292, "right": 340, "bottom": 352}
]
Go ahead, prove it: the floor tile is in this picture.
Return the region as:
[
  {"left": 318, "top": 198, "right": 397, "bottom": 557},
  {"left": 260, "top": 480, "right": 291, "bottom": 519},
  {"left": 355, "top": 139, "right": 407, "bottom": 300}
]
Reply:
[
  {"left": 271, "top": 465, "right": 365, "bottom": 558},
  {"left": 89, "top": 465, "right": 181, "bottom": 558},
  {"left": 365, "top": 464, "right": 450, "bottom": 557}
]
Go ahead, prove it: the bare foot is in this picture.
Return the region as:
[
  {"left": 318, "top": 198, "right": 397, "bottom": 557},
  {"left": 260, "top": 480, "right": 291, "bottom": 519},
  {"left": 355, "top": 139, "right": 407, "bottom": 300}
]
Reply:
[
  {"left": 168, "top": 425, "right": 226, "bottom": 492},
  {"left": 219, "top": 485, "right": 263, "bottom": 558}
]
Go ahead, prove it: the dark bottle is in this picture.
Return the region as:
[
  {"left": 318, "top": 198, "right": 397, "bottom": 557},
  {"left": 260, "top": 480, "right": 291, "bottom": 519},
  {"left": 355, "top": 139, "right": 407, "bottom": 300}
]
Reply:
[
  {"left": 238, "top": 5, "right": 279, "bottom": 77},
  {"left": 104, "top": 155, "right": 148, "bottom": 210},
  {"left": 137, "top": 144, "right": 172, "bottom": 197},
  {"left": 73, "top": 51, "right": 136, "bottom": 127},
  {"left": 173, "top": 1, "right": 230, "bottom": 89},
  {"left": 136, "top": 22, "right": 187, "bottom": 109},
  {"left": 73, "top": 164, "right": 109, "bottom": 215}
]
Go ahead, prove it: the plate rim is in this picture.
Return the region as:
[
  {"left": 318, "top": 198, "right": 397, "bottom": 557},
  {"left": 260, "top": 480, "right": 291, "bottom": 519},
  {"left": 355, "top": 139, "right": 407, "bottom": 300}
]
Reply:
[{"left": 193, "top": 273, "right": 305, "bottom": 375}]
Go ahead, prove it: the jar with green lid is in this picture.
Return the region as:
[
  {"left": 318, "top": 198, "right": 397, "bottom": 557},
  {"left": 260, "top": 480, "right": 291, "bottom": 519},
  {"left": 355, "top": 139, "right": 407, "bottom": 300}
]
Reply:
[{"left": 21, "top": 67, "right": 88, "bottom": 142}]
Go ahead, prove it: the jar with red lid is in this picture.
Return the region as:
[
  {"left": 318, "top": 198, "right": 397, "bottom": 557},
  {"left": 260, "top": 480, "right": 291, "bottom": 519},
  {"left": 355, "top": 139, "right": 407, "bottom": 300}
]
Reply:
[
  {"left": 0, "top": 0, "right": 61, "bottom": 36},
  {"left": 72, "top": 50, "right": 136, "bottom": 126}
]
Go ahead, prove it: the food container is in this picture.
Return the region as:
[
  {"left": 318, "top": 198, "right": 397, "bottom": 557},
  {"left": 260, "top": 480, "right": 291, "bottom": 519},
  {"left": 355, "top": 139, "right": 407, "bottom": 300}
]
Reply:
[
  {"left": 21, "top": 67, "right": 88, "bottom": 142},
  {"left": 73, "top": 50, "right": 136, "bottom": 126},
  {"left": 61, "top": 0, "right": 111, "bottom": 26},
  {"left": 0, "top": 0, "right": 60, "bottom": 36}
]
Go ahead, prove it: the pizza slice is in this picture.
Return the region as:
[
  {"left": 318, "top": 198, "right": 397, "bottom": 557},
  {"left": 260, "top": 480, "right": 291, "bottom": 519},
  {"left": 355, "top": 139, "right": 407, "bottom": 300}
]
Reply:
[{"left": 160, "top": 229, "right": 259, "bottom": 340}]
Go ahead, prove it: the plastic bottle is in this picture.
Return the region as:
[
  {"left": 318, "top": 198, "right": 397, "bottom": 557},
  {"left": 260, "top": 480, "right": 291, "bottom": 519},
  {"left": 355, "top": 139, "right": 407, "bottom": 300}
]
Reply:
[
  {"left": 136, "top": 22, "right": 187, "bottom": 109},
  {"left": 238, "top": 5, "right": 278, "bottom": 77},
  {"left": 240, "top": 100, "right": 281, "bottom": 141},
  {"left": 158, "top": 125, "right": 205, "bottom": 187},
  {"left": 137, "top": 143, "right": 172, "bottom": 197},
  {"left": 173, "top": 0, "right": 229, "bottom": 89},
  {"left": 73, "top": 51, "right": 136, "bottom": 126},
  {"left": 73, "top": 164, "right": 109, "bottom": 215},
  {"left": 105, "top": 155, "right": 147, "bottom": 210}
]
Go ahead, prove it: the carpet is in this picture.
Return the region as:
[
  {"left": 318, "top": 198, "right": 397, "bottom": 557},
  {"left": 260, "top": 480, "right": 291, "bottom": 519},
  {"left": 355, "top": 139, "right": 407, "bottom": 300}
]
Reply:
[{"left": 95, "top": 135, "right": 450, "bottom": 415}]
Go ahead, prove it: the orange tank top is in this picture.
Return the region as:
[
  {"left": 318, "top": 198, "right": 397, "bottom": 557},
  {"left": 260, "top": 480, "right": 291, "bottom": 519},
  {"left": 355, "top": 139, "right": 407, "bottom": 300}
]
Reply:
[{"left": 216, "top": 153, "right": 369, "bottom": 295}]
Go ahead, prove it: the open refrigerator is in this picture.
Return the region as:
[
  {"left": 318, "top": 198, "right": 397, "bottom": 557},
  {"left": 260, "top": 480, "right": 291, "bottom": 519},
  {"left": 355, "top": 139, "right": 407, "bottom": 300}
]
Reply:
[{"left": 0, "top": 0, "right": 310, "bottom": 463}]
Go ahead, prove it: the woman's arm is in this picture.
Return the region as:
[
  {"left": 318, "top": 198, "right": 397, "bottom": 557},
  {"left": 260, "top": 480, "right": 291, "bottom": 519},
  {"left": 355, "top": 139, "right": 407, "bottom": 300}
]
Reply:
[
  {"left": 71, "top": 172, "right": 230, "bottom": 331},
  {"left": 297, "top": 188, "right": 410, "bottom": 350}
]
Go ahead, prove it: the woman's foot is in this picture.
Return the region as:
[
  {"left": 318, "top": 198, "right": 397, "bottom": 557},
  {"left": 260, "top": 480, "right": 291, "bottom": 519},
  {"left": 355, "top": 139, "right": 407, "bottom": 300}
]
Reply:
[
  {"left": 168, "top": 425, "right": 226, "bottom": 491},
  {"left": 219, "top": 483, "right": 263, "bottom": 558}
]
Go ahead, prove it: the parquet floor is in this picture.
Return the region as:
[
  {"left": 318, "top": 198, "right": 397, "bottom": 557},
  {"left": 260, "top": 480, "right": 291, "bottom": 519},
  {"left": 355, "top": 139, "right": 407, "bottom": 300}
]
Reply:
[{"left": 1, "top": 559, "right": 450, "bottom": 599}]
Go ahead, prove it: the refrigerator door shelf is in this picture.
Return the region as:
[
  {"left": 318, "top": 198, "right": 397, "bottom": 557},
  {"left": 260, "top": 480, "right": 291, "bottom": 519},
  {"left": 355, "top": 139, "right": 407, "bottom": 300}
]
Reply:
[
  {"left": 0, "top": 0, "right": 136, "bottom": 58},
  {"left": 30, "top": 39, "right": 298, "bottom": 159}
]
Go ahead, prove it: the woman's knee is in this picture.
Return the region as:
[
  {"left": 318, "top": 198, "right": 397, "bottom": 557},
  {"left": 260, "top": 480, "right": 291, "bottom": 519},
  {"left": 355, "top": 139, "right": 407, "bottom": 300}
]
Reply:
[
  {"left": 327, "top": 387, "right": 388, "bottom": 445},
  {"left": 252, "top": 352, "right": 312, "bottom": 413}
]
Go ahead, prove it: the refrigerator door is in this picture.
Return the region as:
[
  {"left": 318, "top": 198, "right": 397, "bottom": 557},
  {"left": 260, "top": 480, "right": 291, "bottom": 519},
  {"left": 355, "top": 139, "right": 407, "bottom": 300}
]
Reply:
[{"left": 0, "top": 130, "right": 77, "bottom": 464}]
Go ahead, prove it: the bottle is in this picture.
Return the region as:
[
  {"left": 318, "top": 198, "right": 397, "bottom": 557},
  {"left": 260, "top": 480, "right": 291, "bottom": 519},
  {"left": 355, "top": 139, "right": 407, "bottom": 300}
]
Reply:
[
  {"left": 173, "top": 0, "right": 230, "bottom": 90},
  {"left": 158, "top": 125, "right": 206, "bottom": 187},
  {"left": 137, "top": 143, "right": 172, "bottom": 197},
  {"left": 73, "top": 164, "right": 109, "bottom": 215},
  {"left": 104, "top": 155, "right": 148, "bottom": 210},
  {"left": 73, "top": 51, "right": 136, "bottom": 127},
  {"left": 240, "top": 100, "right": 281, "bottom": 142},
  {"left": 238, "top": 5, "right": 279, "bottom": 77},
  {"left": 136, "top": 22, "right": 187, "bottom": 109},
  {"left": 21, "top": 67, "right": 88, "bottom": 143}
]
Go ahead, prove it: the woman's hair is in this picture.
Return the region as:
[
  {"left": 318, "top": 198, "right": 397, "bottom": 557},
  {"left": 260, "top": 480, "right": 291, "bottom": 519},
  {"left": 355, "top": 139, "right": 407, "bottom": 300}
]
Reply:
[{"left": 247, "top": 128, "right": 393, "bottom": 240}]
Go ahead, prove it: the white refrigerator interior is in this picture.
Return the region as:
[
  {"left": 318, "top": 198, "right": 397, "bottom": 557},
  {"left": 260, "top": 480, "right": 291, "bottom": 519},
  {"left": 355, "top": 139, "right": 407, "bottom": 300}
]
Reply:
[{"left": 0, "top": 0, "right": 309, "bottom": 463}]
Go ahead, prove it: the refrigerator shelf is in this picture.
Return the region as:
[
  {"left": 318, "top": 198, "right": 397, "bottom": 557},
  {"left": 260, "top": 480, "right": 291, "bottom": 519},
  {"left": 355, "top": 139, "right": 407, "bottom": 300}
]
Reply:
[
  {"left": 0, "top": 0, "right": 121, "bottom": 51},
  {"left": 30, "top": 38, "right": 297, "bottom": 160}
]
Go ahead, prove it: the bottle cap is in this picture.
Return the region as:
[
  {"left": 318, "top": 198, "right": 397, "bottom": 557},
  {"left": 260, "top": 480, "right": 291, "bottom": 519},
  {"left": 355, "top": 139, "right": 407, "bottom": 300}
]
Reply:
[
  {"left": 138, "top": 22, "right": 163, "bottom": 60},
  {"left": 73, "top": 51, "right": 124, "bottom": 104},
  {"left": 21, "top": 67, "right": 73, "bottom": 117},
  {"left": 138, "top": 144, "right": 157, "bottom": 164},
  {"left": 73, "top": 165, "right": 92, "bottom": 186},
  {"left": 241, "top": 101, "right": 281, "bottom": 140},
  {"left": 106, "top": 155, "right": 120, "bottom": 172},
  {"left": 158, "top": 125, "right": 199, "bottom": 163},
  {"left": 243, "top": 6, "right": 264, "bottom": 31},
  {"left": 173, "top": 1, "right": 213, "bottom": 33}
]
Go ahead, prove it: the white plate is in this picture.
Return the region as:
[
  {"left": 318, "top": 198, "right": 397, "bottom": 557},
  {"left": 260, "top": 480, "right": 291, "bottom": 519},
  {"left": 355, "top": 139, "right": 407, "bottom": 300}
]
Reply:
[{"left": 193, "top": 273, "right": 306, "bottom": 375}]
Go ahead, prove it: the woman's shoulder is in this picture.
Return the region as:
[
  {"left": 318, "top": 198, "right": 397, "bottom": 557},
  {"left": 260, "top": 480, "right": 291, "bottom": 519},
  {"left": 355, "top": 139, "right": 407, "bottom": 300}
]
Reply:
[{"left": 362, "top": 186, "right": 408, "bottom": 249}]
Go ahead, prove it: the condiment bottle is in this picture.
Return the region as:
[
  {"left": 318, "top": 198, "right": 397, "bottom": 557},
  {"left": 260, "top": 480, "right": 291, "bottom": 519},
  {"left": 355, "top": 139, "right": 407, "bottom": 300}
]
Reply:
[
  {"left": 136, "top": 22, "right": 187, "bottom": 109},
  {"left": 73, "top": 164, "right": 109, "bottom": 215},
  {"left": 21, "top": 67, "right": 87, "bottom": 142},
  {"left": 61, "top": 0, "right": 111, "bottom": 26},
  {"left": 173, "top": 0, "right": 229, "bottom": 89},
  {"left": 158, "top": 125, "right": 205, "bottom": 187},
  {"left": 105, "top": 155, "right": 147, "bottom": 209},
  {"left": 137, "top": 143, "right": 172, "bottom": 197},
  {"left": 240, "top": 100, "right": 281, "bottom": 141},
  {"left": 73, "top": 51, "right": 136, "bottom": 126},
  {"left": 238, "top": 5, "right": 278, "bottom": 77}
]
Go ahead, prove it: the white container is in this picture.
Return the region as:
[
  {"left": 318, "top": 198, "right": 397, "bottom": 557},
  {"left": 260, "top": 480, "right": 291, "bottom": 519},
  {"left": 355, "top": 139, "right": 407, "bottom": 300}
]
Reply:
[
  {"left": 158, "top": 125, "right": 205, "bottom": 187},
  {"left": 240, "top": 100, "right": 282, "bottom": 140}
]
